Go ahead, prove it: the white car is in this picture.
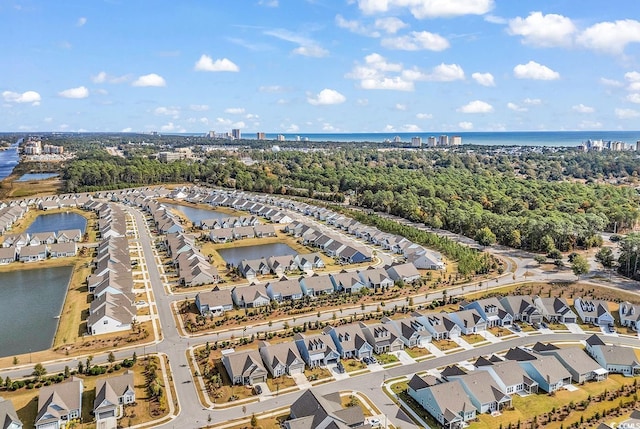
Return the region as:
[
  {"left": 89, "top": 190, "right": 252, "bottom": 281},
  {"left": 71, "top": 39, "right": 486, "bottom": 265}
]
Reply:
[{"left": 369, "top": 418, "right": 381, "bottom": 427}]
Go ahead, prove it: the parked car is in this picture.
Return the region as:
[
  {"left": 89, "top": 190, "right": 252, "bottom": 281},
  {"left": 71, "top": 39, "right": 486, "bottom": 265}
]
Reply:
[
  {"left": 369, "top": 418, "right": 381, "bottom": 427},
  {"left": 512, "top": 324, "right": 521, "bottom": 332},
  {"left": 336, "top": 362, "right": 345, "bottom": 373},
  {"left": 370, "top": 356, "right": 377, "bottom": 364},
  {"left": 254, "top": 385, "right": 262, "bottom": 395},
  {"left": 541, "top": 322, "right": 549, "bottom": 329}
]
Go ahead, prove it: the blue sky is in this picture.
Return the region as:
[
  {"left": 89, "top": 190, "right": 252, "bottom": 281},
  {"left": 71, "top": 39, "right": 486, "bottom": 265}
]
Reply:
[{"left": 2, "top": 0, "right": 640, "bottom": 134}]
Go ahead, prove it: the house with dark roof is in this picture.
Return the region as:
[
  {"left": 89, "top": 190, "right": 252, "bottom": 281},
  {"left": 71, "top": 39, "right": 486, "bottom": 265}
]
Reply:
[
  {"left": 533, "top": 296, "right": 577, "bottom": 323},
  {"left": 221, "top": 349, "right": 268, "bottom": 385},
  {"left": 285, "top": 389, "right": 366, "bottom": 429},
  {"left": 423, "top": 312, "right": 461, "bottom": 340},
  {"left": 408, "top": 378, "right": 476, "bottom": 429},
  {"left": 448, "top": 309, "right": 487, "bottom": 335},
  {"left": 359, "top": 322, "right": 404, "bottom": 354},
  {"left": 447, "top": 370, "right": 512, "bottom": 414},
  {"left": 259, "top": 341, "right": 306, "bottom": 376},
  {"left": 294, "top": 333, "right": 340, "bottom": 368},
  {"left": 463, "top": 297, "right": 513, "bottom": 327},
  {"left": 323, "top": 324, "right": 373, "bottom": 360},
  {"left": 499, "top": 295, "right": 543, "bottom": 324},
  {"left": 585, "top": 334, "right": 640, "bottom": 376}
]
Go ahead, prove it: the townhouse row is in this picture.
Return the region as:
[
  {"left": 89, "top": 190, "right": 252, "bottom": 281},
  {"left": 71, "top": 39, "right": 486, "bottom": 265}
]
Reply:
[
  {"left": 0, "top": 229, "right": 81, "bottom": 263},
  {"left": 408, "top": 334, "right": 638, "bottom": 429}
]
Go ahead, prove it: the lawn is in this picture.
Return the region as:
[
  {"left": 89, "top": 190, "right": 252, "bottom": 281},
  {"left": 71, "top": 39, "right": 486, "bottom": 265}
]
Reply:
[
  {"left": 344, "top": 359, "right": 368, "bottom": 373},
  {"left": 464, "top": 334, "right": 488, "bottom": 345},
  {"left": 266, "top": 375, "right": 297, "bottom": 394},
  {"left": 405, "top": 347, "right": 431, "bottom": 359},
  {"left": 432, "top": 339, "right": 460, "bottom": 352},
  {"left": 375, "top": 353, "right": 399, "bottom": 365},
  {"left": 304, "top": 366, "right": 332, "bottom": 382}
]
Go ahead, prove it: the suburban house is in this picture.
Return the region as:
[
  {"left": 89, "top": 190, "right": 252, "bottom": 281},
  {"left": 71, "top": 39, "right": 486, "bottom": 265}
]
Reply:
[
  {"left": 266, "top": 255, "right": 297, "bottom": 277},
  {"left": 258, "top": 341, "right": 306, "bottom": 376},
  {"left": 573, "top": 297, "right": 615, "bottom": 327},
  {"left": 221, "top": 349, "right": 268, "bottom": 385},
  {"left": 357, "top": 267, "right": 394, "bottom": 292},
  {"left": 35, "top": 378, "right": 84, "bottom": 429},
  {"left": 323, "top": 325, "right": 373, "bottom": 360},
  {"left": 619, "top": 301, "right": 640, "bottom": 331},
  {"left": 337, "top": 245, "right": 372, "bottom": 264},
  {"left": 265, "top": 278, "right": 304, "bottom": 302},
  {"left": 447, "top": 370, "right": 512, "bottom": 414},
  {"left": 515, "top": 355, "right": 573, "bottom": 393},
  {"left": 294, "top": 333, "right": 341, "bottom": 368},
  {"left": 19, "top": 244, "right": 47, "bottom": 262},
  {"left": 0, "top": 397, "right": 22, "bottom": 429},
  {"left": 475, "top": 359, "right": 539, "bottom": 395},
  {"left": 56, "top": 229, "right": 83, "bottom": 243},
  {"left": 499, "top": 295, "right": 543, "bottom": 324},
  {"left": 254, "top": 224, "right": 276, "bottom": 238},
  {"left": 239, "top": 258, "right": 270, "bottom": 279},
  {"left": 408, "top": 378, "right": 476, "bottom": 429},
  {"left": 423, "top": 312, "right": 462, "bottom": 340},
  {"left": 285, "top": 389, "right": 366, "bottom": 429},
  {"left": 463, "top": 297, "right": 513, "bottom": 327},
  {"left": 1, "top": 233, "right": 29, "bottom": 249},
  {"left": 381, "top": 316, "right": 432, "bottom": 348},
  {"left": 533, "top": 296, "right": 577, "bottom": 323},
  {"left": 536, "top": 346, "right": 608, "bottom": 383},
  {"left": 195, "top": 288, "right": 234, "bottom": 316},
  {"left": 294, "top": 253, "right": 325, "bottom": 271},
  {"left": 405, "top": 247, "right": 446, "bottom": 270},
  {"left": 330, "top": 271, "right": 366, "bottom": 294},
  {"left": 359, "top": 322, "right": 404, "bottom": 354},
  {"left": 209, "top": 228, "right": 234, "bottom": 243},
  {"left": 48, "top": 242, "right": 77, "bottom": 258},
  {"left": 299, "top": 274, "right": 335, "bottom": 296},
  {"left": 231, "top": 284, "right": 270, "bottom": 308},
  {"left": 386, "top": 262, "right": 421, "bottom": 284},
  {"left": 0, "top": 246, "right": 17, "bottom": 264},
  {"left": 448, "top": 309, "right": 487, "bottom": 335},
  {"left": 93, "top": 371, "right": 135, "bottom": 426},
  {"left": 87, "top": 293, "right": 135, "bottom": 336},
  {"left": 585, "top": 334, "right": 640, "bottom": 376},
  {"left": 30, "top": 232, "right": 56, "bottom": 246}
]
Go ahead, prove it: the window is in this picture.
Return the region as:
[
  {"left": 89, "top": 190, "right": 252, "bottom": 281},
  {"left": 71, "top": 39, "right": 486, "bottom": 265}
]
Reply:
[{"left": 104, "top": 320, "right": 109, "bottom": 324}]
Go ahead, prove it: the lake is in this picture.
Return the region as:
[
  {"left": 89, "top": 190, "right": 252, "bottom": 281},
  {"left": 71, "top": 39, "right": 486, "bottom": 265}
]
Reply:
[
  {"left": 27, "top": 212, "right": 87, "bottom": 235},
  {"left": 0, "top": 265, "right": 73, "bottom": 357},
  {"left": 163, "top": 203, "right": 229, "bottom": 225},
  {"left": 17, "top": 173, "right": 59, "bottom": 182},
  {"left": 0, "top": 140, "right": 20, "bottom": 181},
  {"left": 218, "top": 243, "right": 296, "bottom": 266}
]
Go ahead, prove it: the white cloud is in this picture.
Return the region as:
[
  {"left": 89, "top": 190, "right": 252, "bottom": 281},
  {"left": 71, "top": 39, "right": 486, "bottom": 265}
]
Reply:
[
  {"left": 246, "top": 113, "right": 259, "bottom": 120},
  {"left": 374, "top": 17, "right": 408, "bottom": 34},
  {"left": 416, "top": 113, "right": 433, "bottom": 119},
  {"left": 2, "top": 90, "right": 41, "bottom": 105},
  {"left": 484, "top": 14, "right": 506, "bottom": 24},
  {"left": 507, "top": 102, "right": 527, "bottom": 112},
  {"left": 154, "top": 107, "right": 180, "bottom": 118},
  {"left": 600, "top": 77, "right": 623, "bottom": 87},
  {"left": 625, "top": 71, "right": 640, "bottom": 82},
  {"left": 336, "top": 15, "right": 378, "bottom": 37},
  {"left": 403, "top": 63, "right": 465, "bottom": 82},
  {"left": 189, "top": 104, "right": 209, "bottom": 111},
  {"left": 225, "top": 107, "right": 245, "bottom": 114},
  {"left": 286, "top": 123, "right": 300, "bottom": 132},
  {"left": 76, "top": 17, "right": 87, "bottom": 27},
  {"left": 132, "top": 73, "right": 166, "bottom": 87},
  {"left": 194, "top": 54, "right": 239, "bottom": 72},
  {"left": 293, "top": 45, "right": 329, "bottom": 57},
  {"left": 572, "top": 103, "right": 595, "bottom": 113},
  {"left": 578, "top": 120, "right": 602, "bottom": 129},
  {"left": 258, "top": 0, "right": 278, "bottom": 6},
  {"left": 508, "top": 12, "right": 576, "bottom": 47},
  {"left": 513, "top": 61, "right": 560, "bottom": 80},
  {"left": 457, "top": 100, "right": 493, "bottom": 113},
  {"left": 357, "top": 0, "right": 494, "bottom": 19},
  {"left": 200, "top": 117, "right": 210, "bottom": 124},
  {"left": 58, "top": 86, "right": 89, "bottom": 99},
  {"left": 615, "top": 108, "right": 640, "bottom": 119},
  {"left": 627, "top": 93, "right": 640, "bottom": 104},
  {"left": 383, "top": 124, "right": 396, "bottom": 132},
  {"left": 523, "top": 98, "right": 542, "bottom": 105},
  {"left": 307, "top": 88, "right": 346, "bottom": 105},
  {"left": 381, "top": 31, "right": 449, "bottom": 51},
  {"left": 346, "top": 53, "right": 414, "bottom": 91},
  {"left": 471, "top": 72, "right": 495, "bottom": 86},
  {"left": 357, "top": 98, "right": 369, "bottom": 106},
  {"left": 458, "top": 121, "right": 474, "bottom": 130},
  {"left": 401, "top": 124, "right": 421, "bottom": 132},
  {"left": 160, "top": 122, "right": 186, "bottom": 133},
  {"left": 259, "top": 85, "right": 287, "bottom": 93},
  {"left": 395, "top": 103, "right": 407, "bottom": 111},
  {"left": 578, "top": 19, "right": 640, "bottom": 55},
  {"left": 232, "top": 121, "right": 246, "bottom": 129},
  {"left": 121, "top": 127, "right": 133, "bottom": 132},
  {"left": 91, "top": 71, "right": 130, "bottom": 84}
]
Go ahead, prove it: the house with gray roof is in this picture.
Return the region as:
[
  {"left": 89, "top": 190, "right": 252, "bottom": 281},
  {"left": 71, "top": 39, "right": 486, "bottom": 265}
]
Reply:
[
  {"left": 294, "top": 333, "right": 340, "bottom": 368},
  {"left": 265, "top": 278, "right": 303, "bottom": 302},
  {"left": 0, "top": 397, "right": 22, "bottom": 429},
  {"left": 330, "top": 271, "right": 366, "bottom": 294},
  {"left": 381, "top": 315, "right": 432, "bottom": 348},
  {"left": 499, "top": 295, "right": 543, "bottom": 324},
  {"left": 209, "top": 228, "right": 234, "bottom": 243},
  {"left": 359, "top": 322, "right": 404, "bottom": 354},
  {"left": 195, "top": 287, "right": 233, "bottom": 316},
  {"left": 585, "top": 334, "right": 640, "bottom": 376},
  {"left": 221, "top": 349, "right": 268, "bottom": 385},
  {"left": 0, "top": 246, "right": 17, "bottom": 264},
  {"left": 239, "top": 258, "right": 270, "bottom": 279},
  {"left": 448, "top": 309, "right": 487, "bottom": 335},
  {"left": 408, "top": 378, "right": 476, "bottom": 429},
  {"left": 386, "top": 262, "right": 421, "bottom": 284},
  {"left": 294, "top": 253, "right": 325, "bottom": 271},
  {"left": 35, "top": 377, "right": 83, "bottom": 429},
  {"left": 48, "top": 242, "right": 77, "bottom": 258},
  {"left": 267, "top": 255, "right": 297, "bottom": 277},
  {"left": 619, "top": 301, "right": 640, "bottom": 331},
  {"left": 447, "top": 370, "right": 512, "bottom": 414},
  {"left": 299, "top": 274, "right": 335, "bottom": 296},
  {"left": 574, "top": 297, "right": 615, "bottom": 327},
  {"left": 18, "top": 244, "right": 47, "bottom": 262},
  {"left": 423, "top": 312, "right": 461, "bottom": 340},
  {"left": 285, "top": 389, "right": 365, "bottom": 429},
  {"left": 536, "top": 346, "right": 608, "bottom": 383},
  {"left": 231, "top": 284, "right": 270, "bottom": 308},
  {"left": 463, "top": 297, "right": 513, "bottom": 327},
  {"left": 323, "top": 324, "right": 373, "bottom": 360},
  {"left": 533, "top": 296, "right": 577, "bottom": 323},
  {"left": 516, "top": 355, "right": 572, "bottom": 393},
  {"left": 357, "top": 267, "right": 394, "bottom": 292},
  {"left": 56, "top": 229, "right": 82, "bottom": 243},
  {"left": 259, "top": 341, "right": 306, "bottom": 376},
  {"left": 93, "top": 371, "right": 135, "bottom": 425},
  {"left": 475, "top": 359, "right": 539, "bottom": 395}
]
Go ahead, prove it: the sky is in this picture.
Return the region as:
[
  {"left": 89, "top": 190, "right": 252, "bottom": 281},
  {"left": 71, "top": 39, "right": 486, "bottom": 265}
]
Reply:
[{"left": 3, "top": 0, "right": 640, "bottom": 134}]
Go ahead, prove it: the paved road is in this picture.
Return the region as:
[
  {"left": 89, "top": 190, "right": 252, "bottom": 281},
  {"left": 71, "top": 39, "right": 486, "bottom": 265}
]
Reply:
[{"left": 3, "top": 199, "right": 640, "bottom": 429}]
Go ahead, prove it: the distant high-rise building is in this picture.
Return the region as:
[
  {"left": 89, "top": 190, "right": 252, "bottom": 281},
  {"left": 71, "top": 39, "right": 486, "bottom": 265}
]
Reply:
[
  {"left": 393, "top": 135, "right": 402, "bottom": 143},
  {"left": 277, "top": 134, "right": 286, "bottom": 142},
  {"left": 438, "top": 135, "right": 449, "bottom": 146},
  {"left": 208, "top": 130, "right": 216, "bottom": 138},
  {"left": 636, "top": 141, "right": 640, "bottom": 152},
  {"left": 411, "top": 137, "right": 422, "bottom": 148},
  {"left": 256, "top": 132, "right": 266, "bottom": 140},
  {"left": 427, "top": 136, "right": 437, "bottom": 147},
  {"left": 451, "top": 136, "right": 462, "bottom": 146},
  {"left": 231, "top": 129, "right": 241, "bottom": 140}
]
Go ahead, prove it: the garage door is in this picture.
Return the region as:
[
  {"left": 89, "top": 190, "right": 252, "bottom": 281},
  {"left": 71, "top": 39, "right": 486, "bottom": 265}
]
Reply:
[
  {"left": 289, "top": 366, "right": 304, "bottom": 375},
  {"left": 37, "top": 422, "right": 58, "bottom": 429}
]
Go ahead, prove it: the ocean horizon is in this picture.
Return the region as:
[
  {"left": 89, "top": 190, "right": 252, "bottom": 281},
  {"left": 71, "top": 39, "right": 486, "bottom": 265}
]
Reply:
[{"left": 256, "top": 131, "right": 640, "bottom": 147}]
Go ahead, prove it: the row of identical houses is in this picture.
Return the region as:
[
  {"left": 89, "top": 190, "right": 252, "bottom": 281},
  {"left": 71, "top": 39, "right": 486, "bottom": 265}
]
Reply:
[
  {"left": 0, "top": 371, "right": 135, "bottom": 429},
  {"left": 237, "top": 252, "right": 325, "bottom": 280},
  {"left": 165, "top": 232, "right": 220, "bottom": 287},
  {"left": 409, "top": 334, "right": 634, "bottom": 429},
  {"left": 195, "top": 262, "right": 421, "bottom": 315},
  {"left": 0, "top": 204, "right": 28, "bottom": 236},
  {"left": 85, "top": 204, "right": 137, "bottom": 336},
  {"left": 0, "top": 229, "right": 81, "bottom": 264}
]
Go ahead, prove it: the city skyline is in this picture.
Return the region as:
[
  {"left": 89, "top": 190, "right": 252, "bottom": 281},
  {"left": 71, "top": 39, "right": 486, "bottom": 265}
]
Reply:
[{"left": 3, "top": 0, "right": 640, "bottom": 134}]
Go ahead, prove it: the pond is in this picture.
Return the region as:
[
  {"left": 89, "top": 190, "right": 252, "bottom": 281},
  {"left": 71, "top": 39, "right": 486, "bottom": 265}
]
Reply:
[
  {"left": 0, "top": 265, "right": 73, "bottom": 357},
  {"left": 17, "top": 173, "right": 59, "bottom": 182},
  {"left": 218, "top": 243, "right": 297, "bottom": 266},
  {"left": 27, "top": 212, "right": 87, "bottom": 235},
  {"left": 163, "top": 202, "right": 229, "bottom": 226},
  {"left": 0, "top": 141, "right": 19, "bottom": 181}
]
